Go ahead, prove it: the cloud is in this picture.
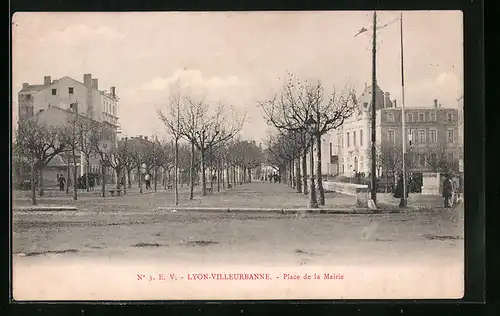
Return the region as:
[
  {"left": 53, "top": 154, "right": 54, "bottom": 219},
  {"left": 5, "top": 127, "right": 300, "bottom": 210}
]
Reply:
[
  {"left": 136, "top": 69, "right": 245, "bottom": 92},
  {"left": 38, "top": 24, "right": 126, "bottom": 44}
]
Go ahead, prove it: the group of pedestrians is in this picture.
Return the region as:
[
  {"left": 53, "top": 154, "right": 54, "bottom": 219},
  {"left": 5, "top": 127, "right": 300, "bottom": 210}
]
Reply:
[
  {"left": 262, "top": 173, "right": 281, "bottom": 183},
  {"left": 393, "top": 172, "right": 458, "bottom": 208}
]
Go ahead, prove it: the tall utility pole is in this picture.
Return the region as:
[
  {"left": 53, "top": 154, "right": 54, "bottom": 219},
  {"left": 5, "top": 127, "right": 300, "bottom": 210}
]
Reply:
[
  {"left": 400, "top": 12, "right": 407, "bottom": 207},
  {"left": 370, "top": 11, "right": 378, "bottom": 203}
]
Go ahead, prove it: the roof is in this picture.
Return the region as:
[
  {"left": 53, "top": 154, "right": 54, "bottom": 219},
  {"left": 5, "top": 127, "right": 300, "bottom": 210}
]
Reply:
[
  {"left": 18, "top": 76, "right": 118, "bottom": 100},
  {"left": 46, "top": 154, "right": 67, "bottom": 167},
  {"left": 19, "top": 85, "right": 47, "bottom": 94}
]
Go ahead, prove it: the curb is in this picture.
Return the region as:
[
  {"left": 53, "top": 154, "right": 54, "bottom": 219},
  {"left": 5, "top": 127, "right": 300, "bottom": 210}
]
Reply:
[
  {"left": 14, "top": 205, "right": 78, "bottom": 212},
  {"left": 156, "top": 207, "right": 403, "bottom": 214}
]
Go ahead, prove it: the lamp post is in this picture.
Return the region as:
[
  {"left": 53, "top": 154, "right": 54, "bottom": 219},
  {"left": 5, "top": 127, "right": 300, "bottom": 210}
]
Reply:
[{"left": 305, "top": 115, "right": 319, "bottom": 208}]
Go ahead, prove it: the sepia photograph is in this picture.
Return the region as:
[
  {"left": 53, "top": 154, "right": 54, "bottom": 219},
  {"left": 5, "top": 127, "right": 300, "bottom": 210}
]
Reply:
[{"left": 11, "top": 11, "right": 464, "bottom": 300}]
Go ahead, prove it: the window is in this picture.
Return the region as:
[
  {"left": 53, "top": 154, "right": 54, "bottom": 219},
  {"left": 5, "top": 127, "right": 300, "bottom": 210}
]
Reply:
[
  {"left": 68, "top": 87, "right": 74, "bottom": 94},
  {"left": 430, "top": 112, "right": 437, "bottom": 122},
  {"left": 26, "top": 94, "right": 32, "bottom": 100},
  {"left": 353, "top": 131, "right": 357, "bottom": 147},
  {"left": 340, "top": 136, "right": 344, "bottom": 148},
  {"left": 360, "top": 130, "right": 363, "bottom": 146},
  {"left": 406, "top": 113, "right": 413, "bottom": 122},
  {"left": 418, "top": 129, "right": 426, "bottom": 143},
  {"left": 347, "top": 133, "right": 350, "bottom": 147},
  {"left": 446, "top": 129, "right": 454, "bottom": 143},
  {"left": 429, "top": 129, "right": 437, "bottom": 143},
  {"left": 387, "top": 130, "right": 395, "bottom": 144},
  {"left": 448, "top": 153, "right": 454, "bottom": 161},
  {"left": 51, "top": 88, "right": 57, "bottom": 95},
  {"left": 387, "top": 113, "right": 395, "bottom": 122},
  {"left": 418, "top": 112, "right": 425, "bottom": 122},
  {"left": 363, "top": 102, "right": 368, "bottom": 108},
  {"left": 446, "top": 112, "right": 454, "bottom": 122}
]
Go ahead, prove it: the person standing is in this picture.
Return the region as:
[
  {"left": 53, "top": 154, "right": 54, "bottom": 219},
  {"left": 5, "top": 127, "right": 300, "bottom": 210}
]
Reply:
[
  {"left": 393, "top": 172, "right": 408, "bottom": 207},
  {"left": 442, "top": 174, "right": 453, "bottom": 208},
  {"left": 145, "top": 173, "right": 151, "bottom": 189},
  {"left": 58, "top": 175, "right": 66, "bottom": 192}
]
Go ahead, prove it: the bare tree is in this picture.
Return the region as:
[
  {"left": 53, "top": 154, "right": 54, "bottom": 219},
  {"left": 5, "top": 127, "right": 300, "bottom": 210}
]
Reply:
[
  {"left": 60, "top": 108, "right": 83, "bottom": 200},
  {"left": 76, "top": 117, "right": 99, "bottom": 192},
  {"left": 425, "top": 145, "right": 459, "bottom": 175},
  {"left": 158, "top": 83, "right": 184, "bottom": 204},
  {"left": 181, "top": 96, "right": 244, "bottom": 196},
  {"left": 15, "top": 116, "right": 67, "bottom": 201},
  {"left": 259, "top": 73, "right": 357, "bottom": 205},
  {"left": 93, "top": 124, "right": 117, "bottom": 197}
]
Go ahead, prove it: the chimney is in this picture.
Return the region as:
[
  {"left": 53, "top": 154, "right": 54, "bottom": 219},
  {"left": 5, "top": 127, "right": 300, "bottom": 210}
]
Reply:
[
  {"left": 434, "top": 99, "right": 438, "bottom": 108},
  {"left": 439, "top": 103, "right": 442, "bottom": 108},
  {"left": 83, "top": 73, "right": 92, "bottom": 88},
  {"left": 384, "top": 92, "right": 391, "bottom": 108},
  {"left": 22, "top": 83, "right": 29, "bottom": 89},
  {"left": 44, "top": 76, "right": 51, "bottom": 86},
  {"left": 145, "top": 136, "right": 149, "bottom": 141},
  {"left": 393, "top": 100, "right": 397, "bottom": 108},
  {"left": 92, "top": 78, "right": 98, "bottom": 90},
  {"left": 110, "top": 86, "right": 116, "bottom": 97},
  {"left": 139, "top": 135, "right": 143, "bottom": 139}
]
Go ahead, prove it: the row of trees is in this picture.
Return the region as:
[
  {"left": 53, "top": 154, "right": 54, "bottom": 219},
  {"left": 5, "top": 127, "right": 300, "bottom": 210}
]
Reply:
[
  {"left": 260, "top": 73, "right": 358, "bottom": 206},
  {"left": 13, "top": 104, "right": 263, "bottom": 206},
  {"left": 370, "top": 141, "right": 459, "bottom": 188},
  {"left": 157, "top": 82, "right": 263, "bottom": 204}
]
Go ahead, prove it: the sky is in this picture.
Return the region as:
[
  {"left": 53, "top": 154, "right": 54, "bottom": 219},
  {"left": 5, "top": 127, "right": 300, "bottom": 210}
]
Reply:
[{"left": 12, "top": 11, "right": 463, "bottom": 142}]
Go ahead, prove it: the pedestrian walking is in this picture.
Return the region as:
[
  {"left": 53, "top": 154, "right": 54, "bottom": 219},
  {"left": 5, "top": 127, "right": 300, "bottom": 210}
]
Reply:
[
  {"left": 58, "top": 175, "right": 66, "bottom": 192},
  {"left": 442, "top": 174, "right": 453, "bottom": 208},
  {"left": 145, "top": 174, "right": 151, "bottom": 189}
]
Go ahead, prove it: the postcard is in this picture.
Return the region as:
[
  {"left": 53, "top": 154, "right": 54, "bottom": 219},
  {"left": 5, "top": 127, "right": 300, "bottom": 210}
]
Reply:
[{"left": 11, "top": 10, "right": 464, "bottom": 300}]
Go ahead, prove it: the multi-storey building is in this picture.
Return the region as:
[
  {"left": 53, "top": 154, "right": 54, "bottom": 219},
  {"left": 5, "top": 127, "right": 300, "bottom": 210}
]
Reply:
[
  {"left": 16, "top": 73, "right": 120, "bottom": 186},
  {"left": 320, "top": 84, "right": 461, "bottom": 177}
]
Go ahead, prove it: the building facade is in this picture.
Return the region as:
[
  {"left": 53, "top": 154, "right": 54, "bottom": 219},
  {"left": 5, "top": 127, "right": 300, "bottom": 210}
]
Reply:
[
  {"left": 320, "top": 84, "right": 461, "bottom": 177},
  {"left": 16, "top": 73, "right": 120, "bottom": 186}
]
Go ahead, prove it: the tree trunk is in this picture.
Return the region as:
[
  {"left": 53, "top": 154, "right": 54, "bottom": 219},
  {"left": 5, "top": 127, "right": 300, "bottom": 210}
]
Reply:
[
  {"left": 200, "top": 148, "right": 207, "bottom": 196},
  {"left": 116, "top": 168, "right": 121, "bottom": 190},
  {"left": 85, "top": 156, "right": 90, "bottom": 192},
  {"left": 316, "top": 135, "right": 325, "bottom": 205},
  {"left": 30, "top": 158, "right": 36, "bottom": 205},
  {"left": 154, "top": 166, "right": 158, "bottom": 192},
  {"left": 226, "top": 167, "right": 230, "bottom": 188},
  {"left": 232, "top": 165, "right": 236, "bottom": 186},
  {"left": 72, "top": 149, "right": 78, "bottom": 200},
  {"left": 248, "top": 168, "right": 252, "bottom": 182},
  {"left": 189, "top": 143, "right": 195, "bottom": 200},
  {"left": 66, "top": 157, "right": 70, "bottom": 194},
  {"left": 101, "top": 163, "right": 106, "bottom": 197},
  {"left": 289, "top": 162, "right": 293, "bottom": 187},
  {"left": 296, "top": 158, "right": 302, "bottom": 193},
  {"left": 38, "top": 168, "right": 44, "bottom": 197},
  {"left": 137, "top": 166, "right": 143, "bottom": 194},
  {"left": 127, "top": 168, "right": 132, "bottom": 188},
  {"left": 217, "top": 162, "right": 221, "bottom": 192},
  {"left": 174, "top": 139, "right": 179, "bottom": 204},
  {"left": 302, "top": 150, "right": 308, "bottom": 195}
]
